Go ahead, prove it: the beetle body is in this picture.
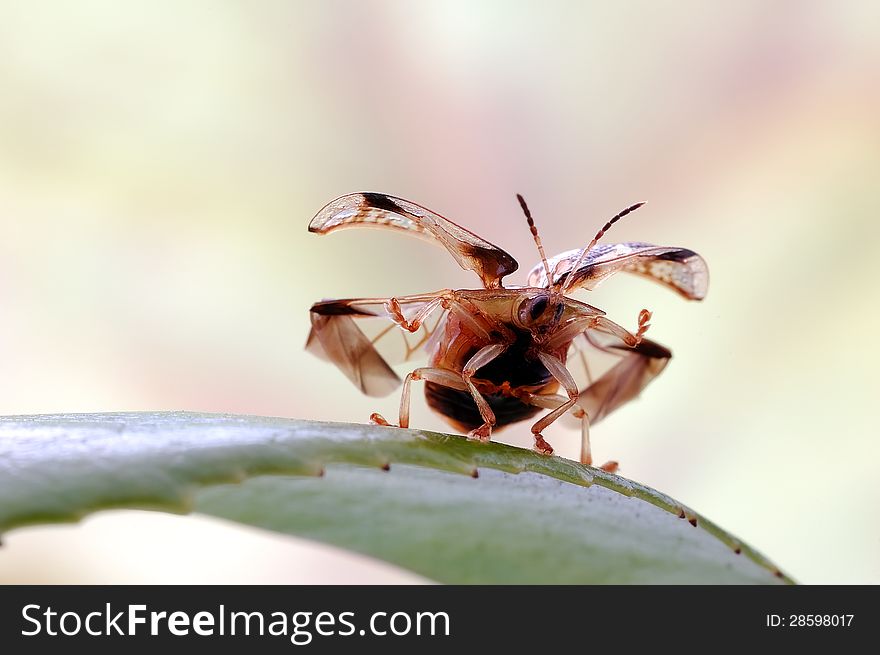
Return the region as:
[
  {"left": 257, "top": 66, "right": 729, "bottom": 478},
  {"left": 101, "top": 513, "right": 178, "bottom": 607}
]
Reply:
[
  {"left": 305, "top": 192, "right": 707, "bottom": 466},
  {"left": 425, "top": 291, "right": 562, "bottom": 432}
]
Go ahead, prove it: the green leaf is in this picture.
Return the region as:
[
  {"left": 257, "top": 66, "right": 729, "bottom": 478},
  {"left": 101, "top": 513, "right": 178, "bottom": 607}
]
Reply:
[{"left": 0, "top": 412, "right": 791, "bottom": 583}]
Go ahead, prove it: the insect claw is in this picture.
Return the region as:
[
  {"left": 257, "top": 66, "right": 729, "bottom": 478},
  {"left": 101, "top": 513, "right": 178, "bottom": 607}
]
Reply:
[
  {"left": 467, "top": 424, "right": 493, "bottom": 442},
  {"left": 599, "top": 460, "right": 619, "bottom": 474},
  {"left": 369, "top": 412, "right": 394, "bottom": 427},
  {"left": 633, "top": 308, "right": 652, "bottom": 345},
  {"left": 385, "top": 296, "right": 423, "bottom": 332},
  {"left": 533, "top": 434, "right": 554, "bottom": 456}
]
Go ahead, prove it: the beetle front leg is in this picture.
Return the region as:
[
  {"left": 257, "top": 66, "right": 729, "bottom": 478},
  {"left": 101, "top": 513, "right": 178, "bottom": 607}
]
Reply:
[
  {"left": 528, "top": 352, "right": 580, "bottom": 456},
  {"left": 593, "top": 310, "right": 652, "bottom": 348},
  {"left": 517, "top": 391, "right": 619, "bottom": 472},
  {"left": 461, "top": 344, "right": 507, "bottom": 441},
  {"left": 517, "top": 391, "right": 591, "bottom": 463}
]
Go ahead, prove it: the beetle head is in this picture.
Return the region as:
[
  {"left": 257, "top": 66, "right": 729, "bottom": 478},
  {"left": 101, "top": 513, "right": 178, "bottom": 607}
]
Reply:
[{"left": 514, "top": 291, "right": 565, "bottom": 336}]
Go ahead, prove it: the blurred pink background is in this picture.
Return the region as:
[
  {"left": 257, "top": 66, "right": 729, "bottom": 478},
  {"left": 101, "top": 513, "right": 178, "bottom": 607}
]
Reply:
[{"left": 1, "top": 1, "right": 878, "bottom": 584}]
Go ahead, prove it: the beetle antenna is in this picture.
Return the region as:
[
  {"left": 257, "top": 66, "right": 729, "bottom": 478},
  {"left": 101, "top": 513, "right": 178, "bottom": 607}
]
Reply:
[
  {"left": 516, "top": 194, "right": 554, "bottom": 289},
  {"left": 560, "top": 201, "right": 646, "bottom": 294}
]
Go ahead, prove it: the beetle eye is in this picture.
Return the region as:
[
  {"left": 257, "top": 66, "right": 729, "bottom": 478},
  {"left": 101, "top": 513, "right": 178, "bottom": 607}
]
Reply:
[
  {"left": 553, "top": 301, "right": 564, "bottom": 322},
  {"left": 518, "top": 294, "right": 556, "bottom": 327},
  {"left": 529, "top": 295, "right": 549, "bottom": 320}
]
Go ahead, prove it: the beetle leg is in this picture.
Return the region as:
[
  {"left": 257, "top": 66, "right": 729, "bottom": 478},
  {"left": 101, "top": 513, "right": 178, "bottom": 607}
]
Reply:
[
  {"left": 389, "top": 292, "right": 500, "bottom": 343},
  {"left": 527, "top": 352, "right": 580, "bottom": 456},
  {"left": 461, "top": 344, "right": 508, "bottom": 441},
  {"left": 516, "top": 391, "right": 620, "bottom": 471},
  {"left": 515, "top": 391, "right": 590, "bottom": 464},
  {"left": 635, "top": 309, "right": 652, "bottom": 343},
  {"left": 390, "top": 342, "right": 505, "bottom": 439},
  {"left": 389, "top": 367, "right": 468, "bottom": 429},
  {"left": 445, "top": 293, "right": 516, "bottom": 343},
  {"left": 386, "top": 295, "right": 447, "bottom": 332},
  {"left": 518, "top": 391, "right": 591, "bottom": 464},
  {"left": 516, "top": 391, "right": 571, "bottom": 409},
  {"left": 369, "top": 412, "right": 392, "bottom": 426},
  {"left": 576, "top": 410, "right": 621, "bottom": 471},
  {"left": 544, "top": 316, "right": 598, "bottom": 351},
  {"left": 574, "top": 403, "right": 596, "bottom": 467},
  {"left": 593, "top": 309, "right": 652, "bottom": 348}
]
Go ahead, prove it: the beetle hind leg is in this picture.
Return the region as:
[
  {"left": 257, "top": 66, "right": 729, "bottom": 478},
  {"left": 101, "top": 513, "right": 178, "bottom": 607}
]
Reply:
[
  {"left": 522, "top": 394, "right": 619, "bottom": 470},
  {"left": 397, "top": 367, "right": 469, "bottom": 429},
  {"left": 367, "top": 367, "right": 467, "bottom": 429},
  {"left": 374, "top": 344, "right": 507, "bottom": 443},
  {"left": 570, "top": 404, "right": 593, "bottom": 466},
  {"left": 387, "top": 361, "right": 501, "bottom": 444}
]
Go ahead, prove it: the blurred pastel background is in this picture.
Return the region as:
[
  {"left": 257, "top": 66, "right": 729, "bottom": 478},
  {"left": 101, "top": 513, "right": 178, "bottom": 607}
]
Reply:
[{"left": 1, "top": 1, "right": 877, "bottom": 584}]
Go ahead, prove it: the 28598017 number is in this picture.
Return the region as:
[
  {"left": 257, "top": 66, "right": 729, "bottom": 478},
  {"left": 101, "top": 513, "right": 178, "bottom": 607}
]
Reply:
[
  {"left": 766, "top": 614, "right": 854, "bottom": 627},
  {"left": 791, "top": 614, "right": 853, "bottom": 627},
  {"left": 791, "top": 615, "right": 852, "bottom": 627}
]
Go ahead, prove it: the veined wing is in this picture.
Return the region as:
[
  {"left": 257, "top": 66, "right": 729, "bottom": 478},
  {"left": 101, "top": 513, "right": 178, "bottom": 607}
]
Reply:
[
  {"left": 527, "top": 242, "right": 708, "bottom": 300},
  {"left": 306, "top": 292, "right": 448, "bottom": 397},
  {"left": 563, "top": 330, "right": 672, "bottom": 426},
  {"left": 309, "top": 192, "right": 519, "bottom": 288}
]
